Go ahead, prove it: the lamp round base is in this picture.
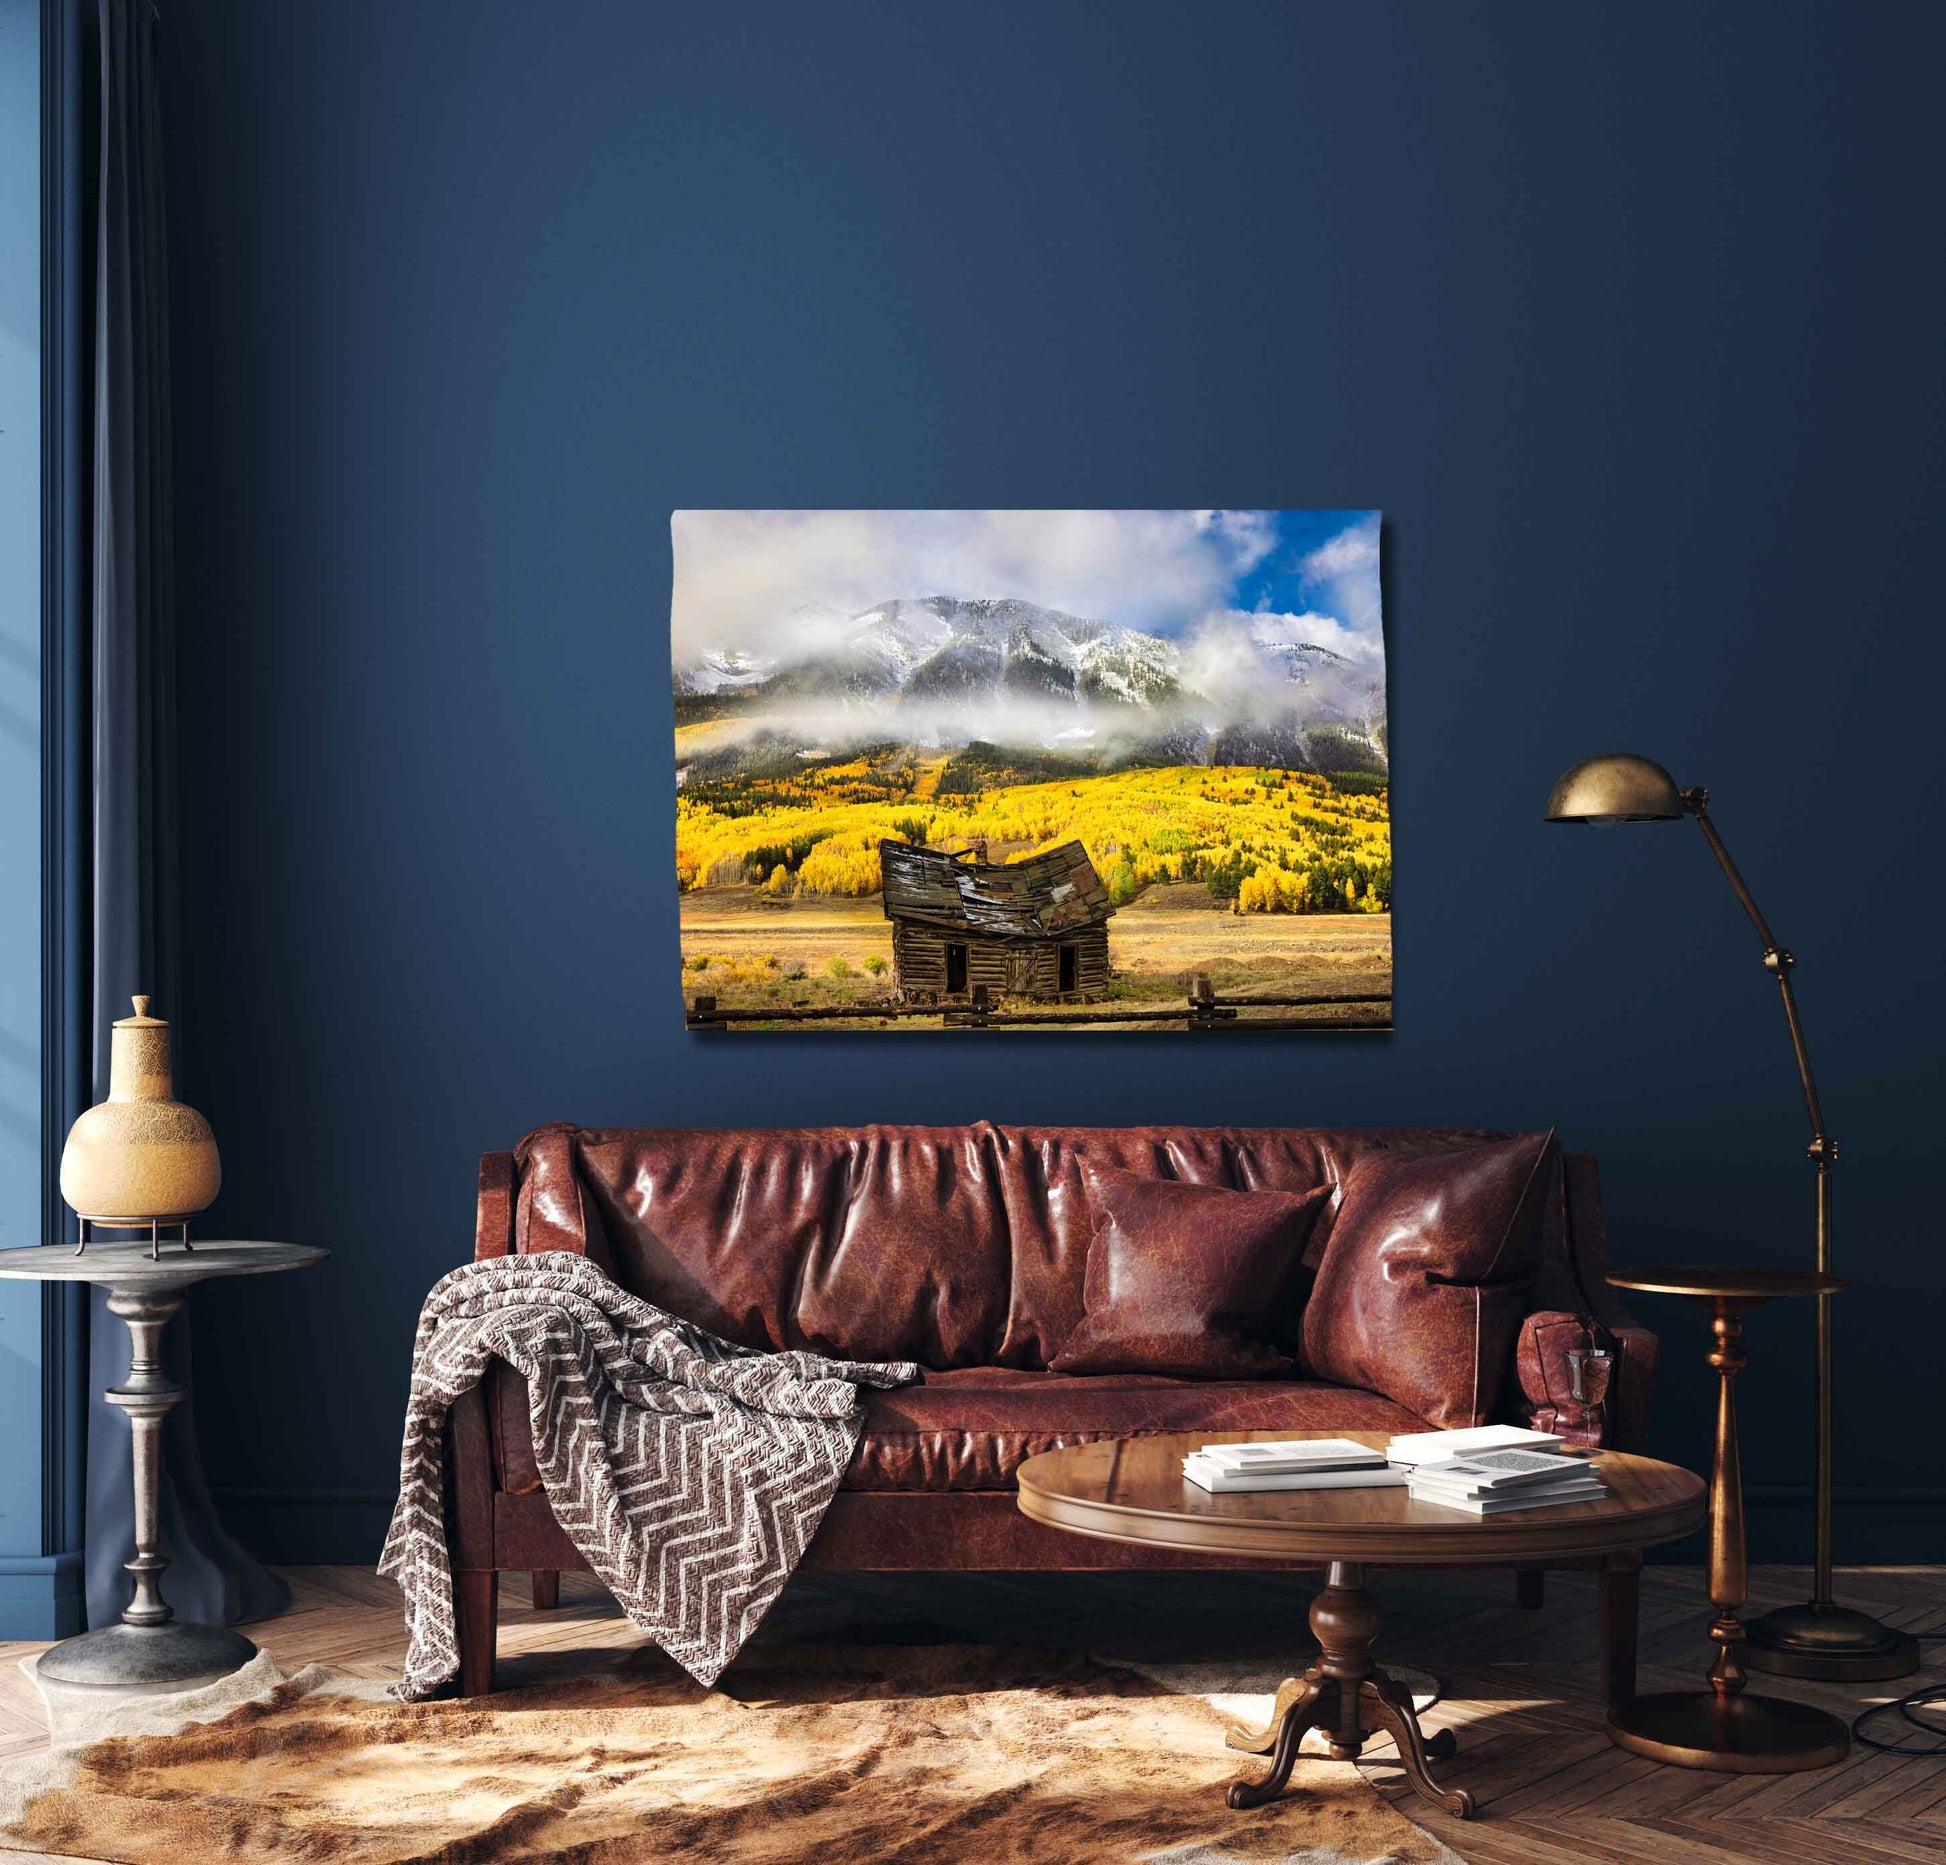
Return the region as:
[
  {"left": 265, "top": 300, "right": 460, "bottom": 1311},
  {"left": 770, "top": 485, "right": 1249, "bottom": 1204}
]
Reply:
[
  {"left": 36, "top": 1621, "right": 258, "bottom": 1695},
  {"left": 1742, "top": 1602, "right": 1921, "bottom": 1681},
  {"left": 1607, "top": 1690, "right": 1849, "bottom": 1772}
]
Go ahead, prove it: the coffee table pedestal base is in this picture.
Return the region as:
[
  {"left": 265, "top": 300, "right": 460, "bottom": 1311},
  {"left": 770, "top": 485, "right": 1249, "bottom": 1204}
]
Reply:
[
  {"left": 1223, "top": 1561, "right": 1474, "bottom": 1819},
  {"left": 1608, "top": 1689, "right": 1850, "bottom": 1772}
]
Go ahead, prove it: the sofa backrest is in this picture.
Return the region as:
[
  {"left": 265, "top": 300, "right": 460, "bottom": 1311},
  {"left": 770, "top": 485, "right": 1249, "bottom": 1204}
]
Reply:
[{"left": 509, "top": 1121, "right": 1603, "bottom": 1372}]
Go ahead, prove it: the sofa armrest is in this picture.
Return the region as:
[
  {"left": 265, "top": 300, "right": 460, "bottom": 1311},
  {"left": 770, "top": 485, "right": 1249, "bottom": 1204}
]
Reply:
[
  {"left": 1505, "top": 1310, "right": 1606, "bottom": 1448},
  {"left": 476, "top": 1151, "right": 516, "bottom": 1261},
  {"left": 507, "top": 1123, "right": 611, "bottom": 1264}
]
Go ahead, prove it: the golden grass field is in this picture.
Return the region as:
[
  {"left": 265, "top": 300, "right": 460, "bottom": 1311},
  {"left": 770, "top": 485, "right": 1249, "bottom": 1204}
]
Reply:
[{"left": 677, "top": 884, "right": 1392, "bottom": 1030}]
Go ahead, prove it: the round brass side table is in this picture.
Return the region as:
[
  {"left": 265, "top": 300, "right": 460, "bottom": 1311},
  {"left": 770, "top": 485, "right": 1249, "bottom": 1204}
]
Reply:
[
  {"left": 0, "top": 1239, "right": 326, "bottom": 1694},
  {"left": 1605, "top": 1266, "right": 1850, "bottom": 1772}
]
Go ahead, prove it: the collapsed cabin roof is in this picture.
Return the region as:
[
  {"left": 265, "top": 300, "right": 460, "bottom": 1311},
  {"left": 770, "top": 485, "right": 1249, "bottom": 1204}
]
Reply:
[{"left": 878, "top": 839, "right": 1114, "bottom": 938}]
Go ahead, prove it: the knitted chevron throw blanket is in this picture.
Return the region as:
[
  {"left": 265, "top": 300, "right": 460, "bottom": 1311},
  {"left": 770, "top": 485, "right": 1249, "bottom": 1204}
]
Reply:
[{"left": 379, "top": 1252, "right": 920, "bottom": 1700}]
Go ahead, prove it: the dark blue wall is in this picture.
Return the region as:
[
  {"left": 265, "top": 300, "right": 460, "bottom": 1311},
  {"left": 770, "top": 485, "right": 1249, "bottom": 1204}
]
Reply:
[{"left": 160, "top": 1, "right": 1946, "bottom": 1563}]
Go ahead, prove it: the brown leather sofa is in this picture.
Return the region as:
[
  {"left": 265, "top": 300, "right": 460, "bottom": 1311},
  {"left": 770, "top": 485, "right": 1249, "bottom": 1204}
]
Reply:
[{"left": 446, "top": 1122, "right": 1658, "bottom": 1696}]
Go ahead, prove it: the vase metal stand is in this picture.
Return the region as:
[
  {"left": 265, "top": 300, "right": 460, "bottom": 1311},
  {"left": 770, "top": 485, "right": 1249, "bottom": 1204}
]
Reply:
[
  {"left": 72, "top": 1213, "right": 193, "bottom": 1262},
  {"left": 36, "top": 1282, "right": 255, "bottom": 1694}
]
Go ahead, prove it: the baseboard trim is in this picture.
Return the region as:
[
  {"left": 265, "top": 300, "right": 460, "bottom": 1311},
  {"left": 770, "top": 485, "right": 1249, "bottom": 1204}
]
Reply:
[{"left": 0, "top": 1549, "right": 85, "bottom": 1640}]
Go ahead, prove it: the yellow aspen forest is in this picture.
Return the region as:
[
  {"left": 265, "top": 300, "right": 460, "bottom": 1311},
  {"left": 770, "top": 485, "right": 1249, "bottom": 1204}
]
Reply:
[{"left": 677, "top": 756, "right": 1390, "bottom": 915}]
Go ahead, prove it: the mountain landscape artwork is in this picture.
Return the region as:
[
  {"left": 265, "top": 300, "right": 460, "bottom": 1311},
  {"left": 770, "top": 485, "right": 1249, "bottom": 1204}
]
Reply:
[{"left": 672, "top": 510, "right": 1391, "bottom": 1031}]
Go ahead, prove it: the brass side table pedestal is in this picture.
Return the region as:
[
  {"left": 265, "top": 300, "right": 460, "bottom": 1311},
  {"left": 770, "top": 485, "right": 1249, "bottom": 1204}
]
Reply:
[
  {"left": 1605, "top": 1267, "right": 1851, "bottom": 1773},
  {"left": 0, "top": 1240, "right": 326, "bottom": 1695}
]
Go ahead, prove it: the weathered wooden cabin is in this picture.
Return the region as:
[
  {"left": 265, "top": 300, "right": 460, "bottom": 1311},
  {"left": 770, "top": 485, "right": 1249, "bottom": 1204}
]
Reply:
[{"left": 878, "top": 838, "right": 1115, "bottom": 1003}]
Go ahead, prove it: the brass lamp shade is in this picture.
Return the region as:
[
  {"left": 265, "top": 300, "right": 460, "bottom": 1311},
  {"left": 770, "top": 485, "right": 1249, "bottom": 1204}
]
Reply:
[{"left": 1544, "top": 754, "right": 1686, "bottom": 823}]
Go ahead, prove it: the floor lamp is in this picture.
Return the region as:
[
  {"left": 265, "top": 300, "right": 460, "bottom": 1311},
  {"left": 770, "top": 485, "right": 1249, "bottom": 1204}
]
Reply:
[{"left": 1544, "top": 753, "right": 1918, "bottom": 1683}]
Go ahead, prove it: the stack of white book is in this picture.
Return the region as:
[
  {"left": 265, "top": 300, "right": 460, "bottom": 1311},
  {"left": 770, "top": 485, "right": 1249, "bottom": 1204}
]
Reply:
[
  {"left": 1182, "top": 1438, "right": 1407, "bottom": 1494},
  {"left": 1383, "top": 1423, "right": 1568, "bottom": 1467},
  {"left": 1402, "top": 1446, "right": 1608, "bottom": 1515}
]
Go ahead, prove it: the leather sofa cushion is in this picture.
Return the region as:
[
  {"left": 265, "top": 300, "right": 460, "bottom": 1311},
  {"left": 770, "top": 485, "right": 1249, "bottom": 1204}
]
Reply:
[
  {"left": 560, "top": 1125, "right": 1011, "bottom": 1366},
  {"left": 1300, "top": 1130, "right": 1559, "bottom": 1429},
  {"left": 521, "top": 1122, "right": 1534, "bottom": 1370},
  {"left": 488, "top": 1360, "right": 1429, "bottom": 1497},
  {"left": 1050, "top": 1166, "right": 1330, "bottom": 1377},
  {"left": 844, "top": 1366, "right": 1429, "bottom": 1491}
]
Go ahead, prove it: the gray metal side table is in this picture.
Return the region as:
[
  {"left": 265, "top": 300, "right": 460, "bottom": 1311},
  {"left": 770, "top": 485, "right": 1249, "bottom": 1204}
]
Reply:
[{"left": 0, "top": 1239, "right": 326, "bottom": 1694}]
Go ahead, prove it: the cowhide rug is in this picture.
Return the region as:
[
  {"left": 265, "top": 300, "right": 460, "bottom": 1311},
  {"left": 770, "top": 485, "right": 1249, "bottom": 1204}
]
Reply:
[{"left": 0, "top": 1641, "right": 1456, "bottom": 1864}]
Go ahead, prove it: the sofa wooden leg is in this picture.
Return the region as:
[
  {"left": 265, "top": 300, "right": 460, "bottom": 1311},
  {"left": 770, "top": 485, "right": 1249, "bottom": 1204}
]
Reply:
[
  {"left": 457, "top": 1570, "right": 499, "bottom": 1697},
  {"left": 531, "top": 1569, "right": 560, "bottom": 1610},
  {"left": 1601, "top": 1551, "right": 1640, "bottom": 1707},
  {"left": 1514, "top": 1569, "right": 1545, "bottom": 1610}
]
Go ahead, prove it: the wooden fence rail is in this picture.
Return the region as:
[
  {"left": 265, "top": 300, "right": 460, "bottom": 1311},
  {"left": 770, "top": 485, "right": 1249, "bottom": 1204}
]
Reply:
[{"left": 686, "top": 979, "right": 1390, "bottom": 1032}]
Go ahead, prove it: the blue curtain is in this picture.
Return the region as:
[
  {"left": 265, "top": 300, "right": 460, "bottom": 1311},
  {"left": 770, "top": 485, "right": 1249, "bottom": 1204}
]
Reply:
[{"left": 75, "top": 0, "right": 287, "bottom": 1633}]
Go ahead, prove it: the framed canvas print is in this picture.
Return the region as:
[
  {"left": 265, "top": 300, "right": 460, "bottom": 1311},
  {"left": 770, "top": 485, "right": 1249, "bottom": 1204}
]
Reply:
[{"left": 673, "top": 510, "right": 1389, "bottom": 1031}]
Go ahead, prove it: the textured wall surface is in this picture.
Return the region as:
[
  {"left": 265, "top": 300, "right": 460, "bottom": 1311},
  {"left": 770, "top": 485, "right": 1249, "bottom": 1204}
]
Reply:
[{"left": 157, "top": 1, "right": 1946, "bottom": 1561}]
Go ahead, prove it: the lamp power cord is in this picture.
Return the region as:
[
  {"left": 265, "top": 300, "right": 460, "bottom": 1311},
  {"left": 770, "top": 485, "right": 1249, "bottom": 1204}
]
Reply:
[{"left": 1850, "top": 1635, "right": 1946, "bottom": 1755}]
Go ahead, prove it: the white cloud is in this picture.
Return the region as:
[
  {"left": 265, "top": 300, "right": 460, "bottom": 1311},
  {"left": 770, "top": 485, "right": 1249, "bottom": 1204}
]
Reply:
[
  {"left": 671, "top": 509, "right": 1281, "bottom": 667},
  {"left": 1302, "top": 520, "right": 1379, "bottom": 582},
  {"left": 1246, "top": 608, "right": 1385, "bottom": 670},
  {"left": 1293, "top": 513, "right": 1384, "bottom": 649},
  {"left": 1176, "top": 515, "right": 1384, "bottom": 711},
  {"left": 1196, "top": 509, "right": 1279, "bottom": 574},
  {"left": 1173, "top": 607, "right": 1382, "bottom": 738},
  {"left": 1177, "top": 611, "right": 1271, "bottom": 709}
]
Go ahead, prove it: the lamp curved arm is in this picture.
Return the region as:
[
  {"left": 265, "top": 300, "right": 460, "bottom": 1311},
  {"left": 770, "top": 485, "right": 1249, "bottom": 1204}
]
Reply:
[{"left": 1680, "top": 789, "right": 1831, "bottom": 1158}]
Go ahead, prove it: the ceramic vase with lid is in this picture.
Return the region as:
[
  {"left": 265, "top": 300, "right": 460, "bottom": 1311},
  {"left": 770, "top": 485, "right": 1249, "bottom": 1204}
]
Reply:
[{"left": 59, "top": 996, "right": 221, "bottom": 1222}]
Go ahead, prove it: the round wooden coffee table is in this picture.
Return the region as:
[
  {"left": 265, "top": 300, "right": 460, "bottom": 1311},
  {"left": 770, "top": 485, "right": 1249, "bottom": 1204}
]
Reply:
[{"left": 1017, "top": 1430, "right": 1706, "bottom": 1818}]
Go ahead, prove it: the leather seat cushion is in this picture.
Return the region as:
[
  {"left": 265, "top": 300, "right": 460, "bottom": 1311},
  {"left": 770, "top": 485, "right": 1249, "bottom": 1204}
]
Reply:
[
  {"left": 843, "top": 1366, "right": 1429, "bottom": 1492},
  {"left": 488, "top": 1358, "right": 1428, "bottom": 1498}
]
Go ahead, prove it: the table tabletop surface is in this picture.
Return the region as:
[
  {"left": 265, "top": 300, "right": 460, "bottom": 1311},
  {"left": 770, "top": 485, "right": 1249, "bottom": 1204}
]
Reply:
[
  {"left": 0, "top": 1239, "right": 327, "bottom": 1289},
  {"left": 1016, "top": 1430, "right": 1706, "bottom": 1564},
  {"left": 1606, "top": 1264, "right": 1847, "bottom": 1302}
]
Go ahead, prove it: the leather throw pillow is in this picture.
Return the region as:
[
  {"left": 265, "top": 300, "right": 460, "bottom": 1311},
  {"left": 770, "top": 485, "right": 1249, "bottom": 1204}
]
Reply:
[
  {"left": 1299, "top": 1130, "right": 1559, "bottom": 1428},
  {"left": 1049, "top": 1164, "right": 1332, "bottom": 1378}
]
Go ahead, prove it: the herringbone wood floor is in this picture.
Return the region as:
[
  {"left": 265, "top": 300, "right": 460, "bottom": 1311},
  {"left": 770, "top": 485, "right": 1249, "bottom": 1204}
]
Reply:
[{"left": 0, "top": 1563, "right": 1938, "bottom": 1863}]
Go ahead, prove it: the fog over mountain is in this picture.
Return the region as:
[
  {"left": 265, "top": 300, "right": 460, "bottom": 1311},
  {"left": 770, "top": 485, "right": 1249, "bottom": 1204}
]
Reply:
[{"left": 675, "top": 595, "right": 1387, "bottom": 776}]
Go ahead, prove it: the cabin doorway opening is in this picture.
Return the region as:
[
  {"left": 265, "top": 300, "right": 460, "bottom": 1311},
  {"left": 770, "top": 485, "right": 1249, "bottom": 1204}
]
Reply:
[
  {"left": 945, "top": 942, "right": 969, "bottom": 994},
  {"left": 1058, "top": 944, "right": 1078, "bottom": 994}
]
